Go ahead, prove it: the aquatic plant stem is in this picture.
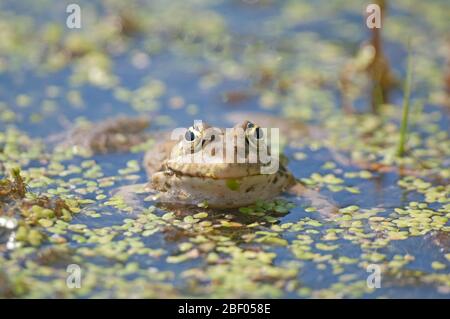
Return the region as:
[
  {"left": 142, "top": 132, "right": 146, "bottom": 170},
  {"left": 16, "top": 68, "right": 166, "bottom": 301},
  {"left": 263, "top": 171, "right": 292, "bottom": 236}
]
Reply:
[{"left": 397, "top": 41, "right": 413, "bottom": 157}]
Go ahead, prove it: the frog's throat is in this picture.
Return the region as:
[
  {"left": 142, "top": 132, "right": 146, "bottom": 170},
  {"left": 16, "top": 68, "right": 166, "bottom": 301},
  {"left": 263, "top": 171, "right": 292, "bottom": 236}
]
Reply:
[{"left": 151, "top": 171, "right": 293, "bottom": 208}]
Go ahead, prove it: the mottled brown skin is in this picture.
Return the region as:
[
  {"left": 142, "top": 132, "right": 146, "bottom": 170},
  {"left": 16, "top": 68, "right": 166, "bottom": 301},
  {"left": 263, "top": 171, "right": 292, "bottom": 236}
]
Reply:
[
  {"left": 144, "top": 121, "right": 295, "bottom": 208},
  {"left": 58, "top": 116, "right": 150, "bottom": 154}
]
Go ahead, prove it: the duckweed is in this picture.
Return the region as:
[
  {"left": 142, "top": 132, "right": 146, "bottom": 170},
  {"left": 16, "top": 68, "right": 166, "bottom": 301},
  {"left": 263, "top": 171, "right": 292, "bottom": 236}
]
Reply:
[{"left": 1, "top": 0, "right": 449, "bottom": 299}]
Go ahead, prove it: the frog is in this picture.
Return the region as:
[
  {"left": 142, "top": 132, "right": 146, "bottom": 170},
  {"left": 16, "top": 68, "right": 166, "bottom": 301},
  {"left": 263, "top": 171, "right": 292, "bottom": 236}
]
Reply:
[
  {"left": 50, "top": 113, "right": 336, "bottom": 215},
  {"left": 142, "top": 118, "right": 337, "bottom": 215}
]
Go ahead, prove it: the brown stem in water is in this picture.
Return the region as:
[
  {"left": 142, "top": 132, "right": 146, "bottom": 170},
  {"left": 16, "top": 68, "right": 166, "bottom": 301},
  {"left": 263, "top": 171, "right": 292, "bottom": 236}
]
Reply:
[{"left": 366, "top": 0, "right": 396, "bottom": 113}]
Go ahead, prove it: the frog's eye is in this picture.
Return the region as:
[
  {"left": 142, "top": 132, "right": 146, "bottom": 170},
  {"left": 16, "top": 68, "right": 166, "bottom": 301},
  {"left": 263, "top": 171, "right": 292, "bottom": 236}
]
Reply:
[
  {"left": 183, "top": 126, "right": 202, "bottom": 153},
  {"left": 253, "top": 127, "right": 264, "bottom": 140},
  {"left": 245, "top": 122, "right": 265, "bottom": 148},
  {"left": 184, "top": 126, "right": 202, "bottom": 143},
  {"left": 184, "top": 129, "right": 196, "bottom": 142}
]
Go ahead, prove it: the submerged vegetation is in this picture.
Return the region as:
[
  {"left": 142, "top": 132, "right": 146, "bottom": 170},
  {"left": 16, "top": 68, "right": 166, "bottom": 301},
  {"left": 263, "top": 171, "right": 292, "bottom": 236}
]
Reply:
[
  {"left": 0, "top": 169, "right": 79, "bottom": 247},
  {"left": 0, "top": 0, "right": 449, "bottom": 298}
]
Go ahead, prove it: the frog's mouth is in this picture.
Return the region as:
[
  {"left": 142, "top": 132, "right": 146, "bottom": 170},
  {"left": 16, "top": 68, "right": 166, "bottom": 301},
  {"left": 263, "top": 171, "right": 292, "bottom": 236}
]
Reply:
[
  {"left": 164, "top": 160, "right": 278, "bottom": 180},
  {"left": 165, "top": 167, "right": 258, "bottom": 180},
  {"left": 151, "top": 167, "right": 294, "bottom": 209}
]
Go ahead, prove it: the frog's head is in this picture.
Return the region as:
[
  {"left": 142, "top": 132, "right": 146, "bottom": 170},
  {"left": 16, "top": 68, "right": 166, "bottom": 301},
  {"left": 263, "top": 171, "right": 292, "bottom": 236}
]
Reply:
[
  {"left": 150, "top": 120, "right": 292, "bottom": 208},
  {"left": 166, "top": 120, "right": 275, "bottom": 179}
]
